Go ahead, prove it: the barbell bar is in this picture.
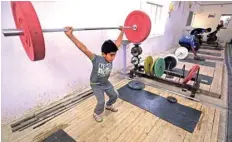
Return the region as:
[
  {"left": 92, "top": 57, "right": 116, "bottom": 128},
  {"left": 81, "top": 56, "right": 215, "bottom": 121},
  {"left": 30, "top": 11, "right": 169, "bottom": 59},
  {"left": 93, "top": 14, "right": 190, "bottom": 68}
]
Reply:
[
  {"left": 2, "top": 1, "right": 152, "bottom": 61},
  {"left": 2, "top": 26, "right": 137, "bottom": 36}
]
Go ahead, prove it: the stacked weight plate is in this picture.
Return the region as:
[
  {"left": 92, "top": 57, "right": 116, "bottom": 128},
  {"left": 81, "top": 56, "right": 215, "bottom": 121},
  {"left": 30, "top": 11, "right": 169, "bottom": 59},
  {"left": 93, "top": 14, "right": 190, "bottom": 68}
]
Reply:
[
  {"left": 144, "top": 56, "right": 165, "bottom": 77},
  {"left": 144, "top": 54, "right": 198, "bottom": 84}
]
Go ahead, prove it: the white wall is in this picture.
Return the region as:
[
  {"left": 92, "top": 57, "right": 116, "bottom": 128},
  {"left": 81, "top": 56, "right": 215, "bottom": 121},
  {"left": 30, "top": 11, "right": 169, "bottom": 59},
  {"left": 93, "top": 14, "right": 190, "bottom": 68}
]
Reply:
[
  {"left": 1, "top": 1, "right": 197, "bottom": 124},
  {"left": 192, "top": 4, "right": 232, "bottom": 43}
]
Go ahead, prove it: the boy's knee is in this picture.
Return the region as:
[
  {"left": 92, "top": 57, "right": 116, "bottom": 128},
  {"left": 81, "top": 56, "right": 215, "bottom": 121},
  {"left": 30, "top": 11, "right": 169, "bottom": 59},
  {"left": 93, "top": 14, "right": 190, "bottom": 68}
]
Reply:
[{"left": 109, "top": 88, "right": 118, "bottom": 98}]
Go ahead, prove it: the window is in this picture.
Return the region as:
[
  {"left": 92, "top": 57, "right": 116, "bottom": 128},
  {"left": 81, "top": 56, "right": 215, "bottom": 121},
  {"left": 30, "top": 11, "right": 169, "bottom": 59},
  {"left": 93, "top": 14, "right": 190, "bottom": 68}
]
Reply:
[
  {"left": 146, "top": 2, "right": 164, "bottom": 36},
  {"left": 219, "top": 14, "right": 232, "bottom": 29},
  {"left": 186, "top": 11, "right": 195, "bottom": 26}
]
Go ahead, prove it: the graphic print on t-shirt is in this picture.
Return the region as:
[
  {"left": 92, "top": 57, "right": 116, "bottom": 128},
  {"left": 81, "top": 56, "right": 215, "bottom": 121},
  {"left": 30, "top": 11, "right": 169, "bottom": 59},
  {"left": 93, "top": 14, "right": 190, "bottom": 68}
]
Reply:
[{"left": 97, "top": 63, "right": 112, "bottom": 78}]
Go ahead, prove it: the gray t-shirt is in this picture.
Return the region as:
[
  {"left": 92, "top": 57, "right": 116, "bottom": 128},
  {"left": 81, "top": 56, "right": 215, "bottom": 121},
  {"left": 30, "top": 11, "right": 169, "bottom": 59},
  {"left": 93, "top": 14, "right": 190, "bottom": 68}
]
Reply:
[{"left": 90, "top": 54, "right": 113, "bottom": 86}]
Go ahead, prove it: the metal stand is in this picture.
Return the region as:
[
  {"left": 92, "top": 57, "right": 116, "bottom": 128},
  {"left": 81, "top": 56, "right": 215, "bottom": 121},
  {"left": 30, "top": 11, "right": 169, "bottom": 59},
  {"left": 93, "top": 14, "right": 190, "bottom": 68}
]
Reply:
[
  {"left": 129, "top": 43, "right": 145, "bottom": 90},
  {"left": 122, "top": 40, "right": 130, "bottom": 75}
]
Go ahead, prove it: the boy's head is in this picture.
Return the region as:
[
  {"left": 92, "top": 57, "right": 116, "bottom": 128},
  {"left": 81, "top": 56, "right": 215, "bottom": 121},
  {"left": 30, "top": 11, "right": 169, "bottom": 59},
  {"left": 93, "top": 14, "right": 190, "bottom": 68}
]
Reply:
[
  {"left": 101, "top": 40, "right": 118, "bottom": 62},
  {"left": 205, "top": 28, "right": 212, "bottom": 33}
]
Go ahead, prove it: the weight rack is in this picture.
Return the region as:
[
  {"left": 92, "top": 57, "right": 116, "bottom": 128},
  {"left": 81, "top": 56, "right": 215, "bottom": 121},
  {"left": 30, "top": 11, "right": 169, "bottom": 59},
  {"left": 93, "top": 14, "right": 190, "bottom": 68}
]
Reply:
[{"left": 128, "top": 44, "right": 201, "bottom": 98}]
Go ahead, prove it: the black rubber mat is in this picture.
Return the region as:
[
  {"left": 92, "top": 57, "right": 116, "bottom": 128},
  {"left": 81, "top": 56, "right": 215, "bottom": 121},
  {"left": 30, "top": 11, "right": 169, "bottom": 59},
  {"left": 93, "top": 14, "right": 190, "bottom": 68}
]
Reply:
[
  {"left": 197, "top": 50, "right": 221, "bottom": 57},
  {"left": 172, "top": 68, "right": 213, "bottom": 85},
  {"left": 42, "top": 129, "right": 76, "bottom": 142},
  {"left": 118, "top": 85, "right": 202, "bottom": 133},
  {"left": 200, "top": 46, "right": 224, "bottom": 51},
  {"left": 202, "top": 56, "right": 224, "bottom": 61},
  {"left": 180, "top": 57, "right": 216, "bottom": 67},
  {"left": 225, "top": 43, "right": 232, "bottom": 142}
]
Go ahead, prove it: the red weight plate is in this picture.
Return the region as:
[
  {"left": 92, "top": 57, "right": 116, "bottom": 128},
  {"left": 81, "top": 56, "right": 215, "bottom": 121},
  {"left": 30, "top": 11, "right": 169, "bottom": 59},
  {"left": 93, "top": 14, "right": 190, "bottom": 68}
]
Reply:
[
  {"left": 124, "top": 10, "right": 151, "bottom": 43},
  {"left": 11, "top": 1, "right": 45, "bottom": 61},
  {"left": 183, "top": 64, "right": 200, "bottom": 84}
]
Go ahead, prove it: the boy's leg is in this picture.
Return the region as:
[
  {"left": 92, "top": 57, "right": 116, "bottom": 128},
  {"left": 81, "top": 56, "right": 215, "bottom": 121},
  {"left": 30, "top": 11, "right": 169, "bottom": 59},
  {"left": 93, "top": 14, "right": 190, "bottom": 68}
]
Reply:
[
  {"left": 105, "top": 87, "right": 119, "bottom": 112},
  {"left": 92, "top": 86, "right": 105, "bottom": 122}
]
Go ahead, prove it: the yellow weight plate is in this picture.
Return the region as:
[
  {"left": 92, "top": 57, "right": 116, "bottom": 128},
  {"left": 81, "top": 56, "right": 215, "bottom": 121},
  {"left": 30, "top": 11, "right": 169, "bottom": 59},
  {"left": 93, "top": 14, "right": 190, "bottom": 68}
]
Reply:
[{"left": 144, "top": 56, "right": 153, "bottom": 75}]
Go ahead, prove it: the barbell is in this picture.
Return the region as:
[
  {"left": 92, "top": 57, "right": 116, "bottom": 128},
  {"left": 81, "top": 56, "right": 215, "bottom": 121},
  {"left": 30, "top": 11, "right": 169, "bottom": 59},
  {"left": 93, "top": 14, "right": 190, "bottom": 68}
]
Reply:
[{"left": 2, "top": 1, "right": 152, "bottom": 61}]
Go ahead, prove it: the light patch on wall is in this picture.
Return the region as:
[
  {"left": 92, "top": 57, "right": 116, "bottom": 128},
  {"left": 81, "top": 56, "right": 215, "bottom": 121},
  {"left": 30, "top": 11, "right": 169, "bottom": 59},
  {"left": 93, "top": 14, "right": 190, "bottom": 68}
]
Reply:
[{"left": 208, "top": 13, "right": 216, "bottom": 18}]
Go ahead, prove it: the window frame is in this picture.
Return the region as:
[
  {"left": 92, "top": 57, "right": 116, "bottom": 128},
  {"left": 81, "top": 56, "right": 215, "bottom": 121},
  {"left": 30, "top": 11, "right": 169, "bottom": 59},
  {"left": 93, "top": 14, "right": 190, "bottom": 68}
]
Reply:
[
  {"left": 219, "top": 14, "right": 232, "bottom": 29},
  {"left": 186, "top": 11, "right": 195, "bottom": 26},
  {"left": 145, "top": 1, "right": 164, "bottom": 37}
]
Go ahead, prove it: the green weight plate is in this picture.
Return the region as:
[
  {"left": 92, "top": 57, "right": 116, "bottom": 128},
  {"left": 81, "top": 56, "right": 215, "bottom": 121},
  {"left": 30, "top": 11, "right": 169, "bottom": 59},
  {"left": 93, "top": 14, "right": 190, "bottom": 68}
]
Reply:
[
  {"left": 150, "top": 56, "right": 159, "bottom": 76},
  {"left": 144, "top": 56, "right": 153, "bottom": 74},
  {"left": 153, "top": 57, "right": 165, "bottom": 77}
]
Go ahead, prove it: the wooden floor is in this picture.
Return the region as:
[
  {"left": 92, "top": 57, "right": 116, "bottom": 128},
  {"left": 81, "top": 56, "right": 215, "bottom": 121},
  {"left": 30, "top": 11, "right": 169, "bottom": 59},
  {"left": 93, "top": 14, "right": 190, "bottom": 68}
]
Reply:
[{"left": 5, "top": 80, "right": 220, "bottom": 142}]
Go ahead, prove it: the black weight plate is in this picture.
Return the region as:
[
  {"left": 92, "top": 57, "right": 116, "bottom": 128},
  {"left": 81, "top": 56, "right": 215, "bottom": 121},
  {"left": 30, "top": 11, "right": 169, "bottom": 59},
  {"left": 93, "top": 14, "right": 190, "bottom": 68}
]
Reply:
[
  {"left": 131, "top": 56, "right": 140, "bottom": 65},
  {"left": 167, "top": 96, "right": 177, "bottom": 103},
  {"left": 138, "top": 46, "right": 143, "bottom": 55},
  {"left": 131, "top": 47, "right": 139, "bottom": 56}
]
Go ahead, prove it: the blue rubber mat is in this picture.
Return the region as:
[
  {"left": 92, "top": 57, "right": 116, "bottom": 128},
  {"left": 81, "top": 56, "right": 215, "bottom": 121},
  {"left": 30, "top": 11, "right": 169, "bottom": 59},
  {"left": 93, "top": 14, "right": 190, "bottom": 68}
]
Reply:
[
  {"left": 42, "top": 129, "right": 76, "bottom": 142},
  {"left": 200, "top": 46, "right": 224, "bottom": 51},
  {"left": 188, "top": 54, "right": 223, "bottom": 61},
  {"left": 197, "top": 50, "right": 221, "bottom": 57},
  {"left": 118, "top": 84, "right": 202, "bottom": 133},
  {"left": 180, "top": 57, "right": 216, "bottom": 67},
  {"left": 225, "top": 43, "right": 232, "bottom": 142}
]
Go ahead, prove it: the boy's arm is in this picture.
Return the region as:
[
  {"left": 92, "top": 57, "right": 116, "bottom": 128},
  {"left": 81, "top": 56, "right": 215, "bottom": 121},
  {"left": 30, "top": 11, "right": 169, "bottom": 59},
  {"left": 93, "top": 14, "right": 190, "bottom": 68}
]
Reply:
[
  {"left": 191, "top": 47, "right": 197, "bottom": 56},
  {"left": 190, "top": 36, "right": 197, "bottom": 56},
  {"left": 114, "top": 26, "right": 125, "bottom": 48},
  {"left": 65, "top": 27, "right": 94, "bottom": 60}
]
